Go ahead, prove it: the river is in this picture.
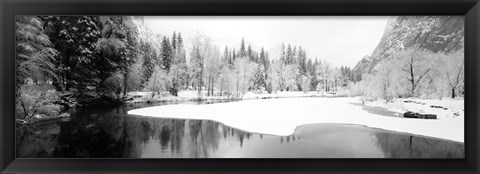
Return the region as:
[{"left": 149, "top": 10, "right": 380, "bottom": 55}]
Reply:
[{"left": 15, "top": 100, "right": 465, "bottom": 158}]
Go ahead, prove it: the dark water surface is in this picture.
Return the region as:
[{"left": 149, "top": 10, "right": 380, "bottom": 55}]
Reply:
[{"left": 16, "top": 100, "right": 464, "bottom": 158}]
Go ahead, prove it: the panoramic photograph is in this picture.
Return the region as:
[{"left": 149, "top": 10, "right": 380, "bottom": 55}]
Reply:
[{"left": 15, "top": 16, "right": 464, "bottom": 158}]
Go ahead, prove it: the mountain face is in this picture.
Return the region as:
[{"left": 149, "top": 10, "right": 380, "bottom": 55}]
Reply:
[
  {"left": 353, "top": 16, "right": 464, "bottom": 78},
  {"left": 132, "top": 16, "right": 162, "bottom": 53}
]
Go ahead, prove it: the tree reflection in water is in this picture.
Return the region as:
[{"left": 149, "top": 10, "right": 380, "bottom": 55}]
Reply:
[
  {"left": 374, "top": 133, "right": 464, "bottom": 158},
  {"left": 16, "top": 103, "right": 465, "bottom": 158}
]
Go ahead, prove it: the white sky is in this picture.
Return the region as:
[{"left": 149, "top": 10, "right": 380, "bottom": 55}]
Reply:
[{"left": 144, "top": 16, "right": 390, "bottom": 68}]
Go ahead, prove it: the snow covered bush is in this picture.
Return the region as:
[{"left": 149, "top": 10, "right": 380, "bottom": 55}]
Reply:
[
  {"left": 143, "top": 66, "right": 171, "bottom": 99},
  {"left": 300, "top": 75, "right": 311, "bottom": 93},
  {"left": 16, "top": 83, "right": 62, "bottom": 121},
  {"left": 315, "top": 82, "right": 323, "bottom": 94},
  {"left": 103, "top": 73, "right": 124, "bottom": 98}
]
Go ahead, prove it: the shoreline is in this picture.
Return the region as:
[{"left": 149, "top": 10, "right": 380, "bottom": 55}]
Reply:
[{"left": 125, "top": 90, "right": 346, "bottom": 104}]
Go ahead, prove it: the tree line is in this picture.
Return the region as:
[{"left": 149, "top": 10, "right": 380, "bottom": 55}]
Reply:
[
  {"left": 183, "top": 35, "right": 356, "bottom": 98},
  {"left": 350, "top": 46, "right": 464, "bottom": 101}
]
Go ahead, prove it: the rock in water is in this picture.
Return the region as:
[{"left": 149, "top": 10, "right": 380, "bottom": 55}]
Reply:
[
  {"left": 403, "top": 111, "right": 437, "bottom": 119},
  {"left": 403, "top": 111, "right": 418, "bottom": 118}
]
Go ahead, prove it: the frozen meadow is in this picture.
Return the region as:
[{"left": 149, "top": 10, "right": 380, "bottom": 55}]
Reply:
[{"left": 128, "top": 96, "right": 464, "bottom": 142}]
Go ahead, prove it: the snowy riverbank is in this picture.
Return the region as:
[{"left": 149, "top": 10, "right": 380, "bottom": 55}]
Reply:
[
  {"left": 363, "top": 98, "right": 464, "bottom": 120},
  {"left": 127, "top": 97, "right": 464, "bottom": 142},
  {"left": 126, "top": 91, "right": 341, "bottom": 103}
]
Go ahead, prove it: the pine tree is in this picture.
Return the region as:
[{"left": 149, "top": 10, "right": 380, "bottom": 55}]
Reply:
[
  {"left": 176, "top": 32, "right": 186, "bottom": 65},
  {"left": 123, "top": 20, "right": 140, "bottom": 97},
  {"left": 259, "top": 48, "right": 266, "bottom": 67},
  {"left": 239, "top": 38, "right": 247, "bottom": 58},
  {"left": 311, "top": 58, "right": 320, "bottom": 90},
  {"left": 253, "top": 64, "right": 266, "bottom": 92},
  {"left": 298, "top": 47, "right": 307, "bottom": 75},
  {"left": 171, "top": 31, "right": 177, "bottom": 53},
  {"left": 247, "top": 45, "right": 253, "bottom": 62},
  {"left": 292, "top": 46, "right": 297, "bottom": 65},
  {"left": 286, "top": 44, "right": 293, "bottom": 65},
  {"left": 223, "top": 46, "right": 230, "bottom": 65},
  {"left": 139, "top": 41, "right": 157, "bottom": 86},
  {"left": 177, "top": 32, "right": 183, "bottom": 45},
  {"left": 161, "top": 36, "right": 173, "bottom": 71},
  {"left": 174, "top": 32, "right": 187, "bottom": 90},
  {"left": 40, "top": 16, "right": 102, "bottom": 91},
  {"left": 280, "top": 43, "right": 286, "bottom": 65},
  {"left": 264, "top": 51, "right": 270, "bottom": 70}
]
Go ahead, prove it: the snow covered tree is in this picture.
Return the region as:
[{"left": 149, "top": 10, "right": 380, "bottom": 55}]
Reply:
[
  {"left": 266, "top": 61, "right": 280, "bottom": 94},
  {"left": 440, "top": 49, "right": 464, "bottom": 98},
  {"left": 173, "top": 32, "right": 188, "bottom": 90},
  {"left": 330, "top": 68, "right": 341, "bottom": 93},
  {"left": 171, "top": 31, "right": 177, "bottom": 55},
  {"left": 297, "top": 47, "right": 308, "bottom": 76},
  {"left": 373, "top": 59, "right": 399, "bottom": 101},
  {"left": 395, "top": 46, "right": 437, "bottom": 97},
  {"left": 16, "top": 84, "right": 62, "bottom": 120},
  {"left": 260, "top": 48, "right": 270, "bottom": 70},
  {"left": 300, "top": 75, "right": 311, "bottom": 93},
  {"left": 292, "top": 46, "right": 298, "bottom": 65},
  {"left": 96, "top": 16, "right": 139, "bottom": 98},
  {"left": 16, "top": 16, "right": 58, "bottom": 91},
  {"left": 232, "top": 48, "right": 237, "bottom": 62},
  {"left": 316, "top": 60, "right": 332, "bottom": 92},
  {"left": 233, "top": 57, "right": 255, "bottom": 97},
  {"left": 131, "top": 60, "right": 146, "bottom": 90},
  {"left": 139, "top": 41, "right": 158, "bottom": 87},
  {"left": 309, "top": 59, "right": 319, "bottom": 90},
  {"left": 144, "top": 66, "right": 170, "bottom": 99},
  {"left": 247, "top": 45, "right": 254, "bottom": 62},
  {"left": 253, "top": 63, "right": 266, "bottom": 93},
  {"left": 204, "top": 46, "right": 221, "bottom": 96},
  {"left": 339, "top": 66, "right": 354, "bottom": 87},
  {"left": 217, "top": 64, "right": 236, "bottom": 96},
  {"left": 280, "top": 43, "right": 286, "bottom": 64},
  {"left": 190, "top": 33, "right": 214, "bottom": 96},
  {"left": 40, "top": 16, "right": 102, "bottom": 91},
  {"left": 15, "top": 16, "right": 62, "bottom": 120},
  {"left": 286, "top": 44, "right": 293, "bottom": 65},
  {"left": 239, "top": 38, "right": 247, "bottom": 58},
  {"left": 168, "top": 63, "right": 186, "bottom": 96},
  {"left": 223, "top": 46, "right": 230, "bottom": 65},
  {"left": 275, "top": 63, "right": 298, "bottom": 92},
  {"left": 161, "top": 36, "right": 173, "bottom": 71}
]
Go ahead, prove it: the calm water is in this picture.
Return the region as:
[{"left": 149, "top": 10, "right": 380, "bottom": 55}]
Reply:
[{"left": 16, "top": 100, "right": 465, "bottom": 158}]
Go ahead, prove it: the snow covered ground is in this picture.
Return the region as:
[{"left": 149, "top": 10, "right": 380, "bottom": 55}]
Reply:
[{"left": 128, "top": 97, "right": 464, "bottom": 142}]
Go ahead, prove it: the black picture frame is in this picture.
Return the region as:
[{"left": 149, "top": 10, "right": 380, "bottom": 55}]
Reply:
[{"left": 1, "top": 0, "right": 479, "bottom": 173}]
